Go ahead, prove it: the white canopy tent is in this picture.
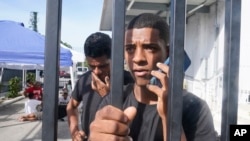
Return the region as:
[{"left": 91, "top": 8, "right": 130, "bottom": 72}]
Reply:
[{"left": 61, "top": 45, "right": 85, "bottom": 88}]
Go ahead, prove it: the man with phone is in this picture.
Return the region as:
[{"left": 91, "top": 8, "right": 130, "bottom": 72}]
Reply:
[{"left": 88, "top": 13, "right": 216, "bottom": 141}]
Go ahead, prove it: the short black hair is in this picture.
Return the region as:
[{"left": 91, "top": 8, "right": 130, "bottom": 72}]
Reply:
[
  {"left": 84, "top": 32, "right": 111, "bottom": 59},
  {"left": 126, "top": 13, "right": 169, "bottom": 45}
]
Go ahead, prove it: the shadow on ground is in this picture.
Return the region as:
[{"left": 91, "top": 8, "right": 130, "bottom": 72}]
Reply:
[{"left": 0, "top": 98, "right": 71, "bottom": 141}]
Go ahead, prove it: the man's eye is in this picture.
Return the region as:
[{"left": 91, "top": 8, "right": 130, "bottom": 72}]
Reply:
[
  {"left": 125, "top": 45, "right": 135, "bottom": 53},
  {"left": 99, "top": 64, "right": 109, "bottom": 68},
  {"left": 89, "top": 65, "right": 95, "bottom": 69},
  {"left": 144, "top": 44, "right": 158, "bottom": 51}
]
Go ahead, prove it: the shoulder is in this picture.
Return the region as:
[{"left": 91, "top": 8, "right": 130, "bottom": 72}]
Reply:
[
  {"left": 77, "top": 71, "right": 92, "bottom": 81},
  {"left": 71, "top": 70, "right": 94, "bottom": 101},
  {"left": 182, "top": 90, "right": 216, "bottom": 141},
  {"left": 182, "top": 91, "right": 209, "bottom": 120},
  {"left": 182, "top": 91, "right": 206, "bottom": 108},
  {"left": 75, "top": 71, "right": 92, "bottom": 87}
]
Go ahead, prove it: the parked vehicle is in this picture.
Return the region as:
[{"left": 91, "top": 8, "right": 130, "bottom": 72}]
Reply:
[{"left": 76, "top": 67, "right": 88, "bottom": 78}]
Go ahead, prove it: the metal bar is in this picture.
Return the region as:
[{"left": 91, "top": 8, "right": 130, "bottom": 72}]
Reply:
[
  {"left": 187, "top": 1, "right": 206, "bottom": 17},
  {"left": 167, "top": 0, "right": 186, "bottom": 141},
  {"left": 42, "top": 0, "right": 62, "bottom": 140},
  {"left": 126, "top": 1, "right": 209, "bottom": 14},
  {"left": 127, "top": 2, "right": 169, "bottom": 11},
  {"left": 186, "top": 5, "right": 209, "bottom": 13},
  {"left": 220, "top": 0, "right": 241, "bottom": 141},
  {"left": 22, "top": 69, "right": 25, "bottom": 89},
  {"left": 0, "top": 67, "right": 4, "bottom": 82},
  {"left": 111, "top": 0, "right": 126, "bottom": 109},
  {"left": 126, "top": 0, "right": 135, "bottom": 11}
]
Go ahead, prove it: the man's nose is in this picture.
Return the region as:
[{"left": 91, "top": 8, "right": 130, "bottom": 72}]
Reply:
[
  {"left": 133, "top": 48, "right": 146, "bottom": 63},
  {"left": 92, "top": 67, "right": 102, "bottom": 75}
]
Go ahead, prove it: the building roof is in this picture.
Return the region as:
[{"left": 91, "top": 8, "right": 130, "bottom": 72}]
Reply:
[{"left": 100, "top": 0, "right": 216, "bottom": 31}]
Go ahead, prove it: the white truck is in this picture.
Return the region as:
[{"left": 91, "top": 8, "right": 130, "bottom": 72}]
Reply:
[{"left": 76, "top": 66, "right": 88, "bottom": 78}]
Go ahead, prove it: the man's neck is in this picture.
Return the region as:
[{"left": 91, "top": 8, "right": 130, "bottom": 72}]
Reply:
[{"left": 133, "top": 84, "right": 158, "bottom": 104}]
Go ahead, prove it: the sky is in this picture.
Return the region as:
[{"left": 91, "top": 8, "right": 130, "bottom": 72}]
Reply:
[
  {"left": 240, "top": 0, "right": 250, "bottom": 66},
  {"left": 0, "top": 0, "right": 249, "bottom": 57},
  {"left": 0, "top": 0, "right": 111, "bottom": 53}
]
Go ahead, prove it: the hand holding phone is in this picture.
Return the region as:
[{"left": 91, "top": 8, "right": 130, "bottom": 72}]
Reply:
[
  {"left": 150, "top": 51, "right": 191, "bottom": 87},
  {"left": 150, "top": 58, "right": 169, "bottom": 87}
]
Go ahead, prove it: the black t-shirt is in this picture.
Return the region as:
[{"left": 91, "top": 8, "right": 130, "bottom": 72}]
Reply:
[
  {"left": 71, "top": 70, "right": 134, "bottom": 136},
  {"left": 99, "top": 84, "right": 216, "bottom": 141}
]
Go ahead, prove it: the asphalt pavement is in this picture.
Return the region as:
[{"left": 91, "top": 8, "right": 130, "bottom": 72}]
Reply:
[{"left": 0, "top": 97, "right": 71, "bottom": 141}]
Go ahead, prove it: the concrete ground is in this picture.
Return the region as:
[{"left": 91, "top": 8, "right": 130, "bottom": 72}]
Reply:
[
  {"left": 0, "top": 97, "right": 71, "bottom": 141},
  {"left": 0, "top": 93, "right": 249, "bottom": 140}
]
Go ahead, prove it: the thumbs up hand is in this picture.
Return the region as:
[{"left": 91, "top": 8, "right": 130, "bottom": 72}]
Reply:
[{"left": 89, "top": 105, "right": 137, "bottom": 141}]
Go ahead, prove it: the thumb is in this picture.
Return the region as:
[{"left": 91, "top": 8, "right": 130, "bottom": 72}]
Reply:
[
  {"left": 78, "top": 130, "right": 88, "bottom": 139},
  {"left": 124, "top": 106, "right": 137, "bottom": 123},
  {"left": 105, "top": 76, "right": 110, "bottom": 87},
  {"left": 91, "top": 80, "right": 97, "bottom": 90},
  {"left": 78, "top": 130, "right": 86, "bottom": 137},
  {"left": 91, "top": 72, "right": 99, "bottom": 83}
]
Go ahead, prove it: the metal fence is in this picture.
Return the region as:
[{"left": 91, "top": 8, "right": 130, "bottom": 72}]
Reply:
[{"left": 42, "top": 0, "right": 241, "bottom": 141}]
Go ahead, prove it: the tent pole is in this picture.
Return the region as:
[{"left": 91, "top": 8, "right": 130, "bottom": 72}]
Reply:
[
  {"left": 69, "top": 66, "right": 75, "bottom": 89},
  {"left": 22, "top": 69, "right": 25, "bottom": 90},
  {"left": 0, "top": 67, "right": 3, "bottom": 83}
]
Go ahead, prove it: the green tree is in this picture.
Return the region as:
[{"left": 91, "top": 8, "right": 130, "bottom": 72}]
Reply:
[
  {"left": 29, "top": 11, "right": 38, "bottom": 32},
  {"left": 7, "top": 77, "right": 21, "bottom": 98},
  {"left": 26, "top": 72, "right": 35, "bottom": 84}
]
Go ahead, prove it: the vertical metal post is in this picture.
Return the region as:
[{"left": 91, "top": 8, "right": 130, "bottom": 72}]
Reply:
[
  {"left": 221, "top": 0, "right": 241, "bottom": 141},
  {"left": 0, "top": 67, "right": 4, "bottom": 82},
  {"left": 168, "top": 0, "right": 186, "bottom": 141},
  {"left": 42, "top": 0, "right": 62, "bottom": 140},
  {"left": 22, "top": 69, "right": 25, "bottom": 89},
  {"left": 111, "top": 0, "right": 126, "bottom": 109}
]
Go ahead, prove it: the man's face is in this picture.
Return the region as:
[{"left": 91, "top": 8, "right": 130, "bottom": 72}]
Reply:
[
  {"left": 86, "top": 55, "right": 110, "bottom": 82},
  {"left": 125, "top": 28, "right": 167, "bottom": 86}
]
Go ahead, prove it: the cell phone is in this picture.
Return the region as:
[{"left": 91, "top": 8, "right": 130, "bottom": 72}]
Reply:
[
  {"left": 149, "top": 51, "right": 191, "bottom": 86},
  {"left": 150, "top": 58, "right": 169, "bottom": 87}
]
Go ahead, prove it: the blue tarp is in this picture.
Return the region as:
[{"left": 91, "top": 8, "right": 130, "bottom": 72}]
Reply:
[{"left": 0, "top": 20, "right": 72, "bottom": 70}]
